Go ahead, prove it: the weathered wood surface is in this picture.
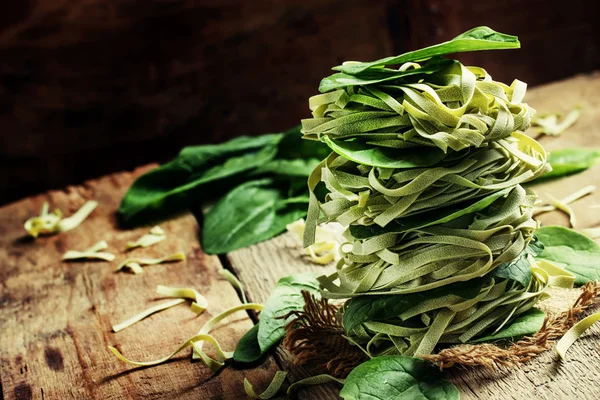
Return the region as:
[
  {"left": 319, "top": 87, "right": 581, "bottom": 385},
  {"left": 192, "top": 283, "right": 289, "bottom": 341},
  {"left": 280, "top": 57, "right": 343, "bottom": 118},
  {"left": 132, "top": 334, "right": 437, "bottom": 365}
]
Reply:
[
  {"left": 0, "top": 166, "right": 279, "bottom": 400},
  {"left": 227, "top": 71, "right": 600, "bottom": 399}
]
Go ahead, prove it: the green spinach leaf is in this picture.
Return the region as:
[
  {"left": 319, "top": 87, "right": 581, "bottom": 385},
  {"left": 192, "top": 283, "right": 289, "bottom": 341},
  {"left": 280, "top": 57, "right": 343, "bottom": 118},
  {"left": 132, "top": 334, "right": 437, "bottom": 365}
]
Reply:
[
  {"left": 202, "top": 179, "right": 307, "bottom": 254},
  {"left": 118, "top": 134, "right": 282, "bottom": 225},
  {"left": 257, "top": 273, "right": 320, "bottom": 353},
  {"left": 343, "top": 276, "right": 489, "bottom": 334},
  {"left": 322, "top": 136, "right": 446, "bottom": 169},
  {"left": 334, "top": 26, "right": 519, "bottom": 76},
  {"left": 252, "top": 158, "right": 322, "bottom": 177},
  {"left": 339, "top": 355, "right": 459, "bottom": 400},
  {"left": 535, "top": 148, "right": 600, "bottom": 183},
  {"left": 536, "top": 226, "right": 600, "bottom": 285},
  {"left": 233, "top": 324, "right": 263, "bottom": 363},
  {"left": 472, "top": 308, "right": 546, "bottom": 343},
  {"left": 493, "top": 237, "right": 543, "bottom": 288},
  {"left": 319, "top": 57, "right": 454, "bottom": 92}
]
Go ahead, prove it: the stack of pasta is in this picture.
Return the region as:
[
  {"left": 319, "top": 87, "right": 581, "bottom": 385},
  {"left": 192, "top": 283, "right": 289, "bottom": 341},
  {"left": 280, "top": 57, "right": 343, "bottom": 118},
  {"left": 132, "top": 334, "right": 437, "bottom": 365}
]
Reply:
[{"left": 302, "top": 29, "right": 554, "bottom": 357}]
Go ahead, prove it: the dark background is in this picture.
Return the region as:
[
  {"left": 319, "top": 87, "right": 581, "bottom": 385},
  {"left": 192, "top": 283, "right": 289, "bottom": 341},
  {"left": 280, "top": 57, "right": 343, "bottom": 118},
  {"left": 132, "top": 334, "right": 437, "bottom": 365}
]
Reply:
[{"left": 1, "top": 0, "right": 599, "bottom": 205}]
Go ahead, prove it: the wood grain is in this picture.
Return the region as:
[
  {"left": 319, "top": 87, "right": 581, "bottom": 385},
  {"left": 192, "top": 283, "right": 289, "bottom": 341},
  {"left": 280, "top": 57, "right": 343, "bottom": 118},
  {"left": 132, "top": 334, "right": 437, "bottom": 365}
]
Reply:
[
  {"left": 226, "top": 71, "right": 600, "bottom": 399},
  {"left": 0, "top": 166, "right": 279, "bottom": 400}
]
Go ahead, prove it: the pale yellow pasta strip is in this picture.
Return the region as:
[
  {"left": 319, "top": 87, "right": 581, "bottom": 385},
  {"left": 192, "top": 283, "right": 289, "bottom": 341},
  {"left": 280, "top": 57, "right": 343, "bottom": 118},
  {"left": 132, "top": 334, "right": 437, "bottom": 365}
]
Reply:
[
  {"left": 109, "top": 333, "right": 223, "bottom": 366},
  {"left": 156, "top": 285, "right": 208, "bottom": 314},
  {"left": 62, "top": 240, "right": 116, "bottom": 262},
  {"left": 244, "top": 371, "right": 288, "bottom": 399},
  {"left": 582, "top": 227, "right": 600, "bottom": 239},
  {"left": 125, "top": 225, "right": 166, "bottom": 250},
  {"left": 57, "top": 200, "right": 98, "bottom": 232},
  {"left": 556, "top": 312, "right": 600, "bottom": 360},
  {"left": 115, "top": 252, "right": 186, "bottom": 274},
  {"left": 112, "top": 298, "right": 186, "bottom": 332},
  {"left": 191, "top": 303, "right": 264, "bottom": 370},
  {"left": 218, "top": 270, "right": 248, "bottom": 304}
]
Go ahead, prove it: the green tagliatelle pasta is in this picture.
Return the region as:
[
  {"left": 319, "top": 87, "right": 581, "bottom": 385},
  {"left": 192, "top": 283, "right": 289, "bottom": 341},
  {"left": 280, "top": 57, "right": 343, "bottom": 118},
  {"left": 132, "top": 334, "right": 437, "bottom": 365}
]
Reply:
[
  {"left": 302, "top": 60, "right": 532, "bottom": 153},
  {"left": 298, "top": 51, "right": 558, "bottom": 362},
  {"left": 305, "top": 132, "right": 547, "bottom": 235},
  {"left": 319, "top": 185, "right": 538, "bottom": 298},
  {"left": 343, "top": 259, "right": 573, "bottom": 358}
]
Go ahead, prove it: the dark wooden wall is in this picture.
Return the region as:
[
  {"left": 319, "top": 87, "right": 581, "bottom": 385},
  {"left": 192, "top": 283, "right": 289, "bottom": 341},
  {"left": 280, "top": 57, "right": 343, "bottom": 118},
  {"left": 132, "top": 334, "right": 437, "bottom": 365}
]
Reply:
[{"left": 1, "top": 0, "right": 598, "bottom": 205}]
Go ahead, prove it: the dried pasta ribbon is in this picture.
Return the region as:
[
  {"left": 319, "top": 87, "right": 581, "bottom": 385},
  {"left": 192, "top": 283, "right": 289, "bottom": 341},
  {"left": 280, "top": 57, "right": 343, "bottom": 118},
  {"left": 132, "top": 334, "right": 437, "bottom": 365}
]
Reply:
[
  {"left": 244, "top": 371, "right": 288, "bottom": 399},
  {"left": 109, "top": 334, "right": 221, "bottom": 367},
  {"left": 556, "top": 312, "right": 600, "bottom": 359},
  {"left": 24, "top": 200, "right": 97, "bottom": 237},
  {"left": 287, "top": 219, "right": 344, "bottom": 265},
  {"left": 533, "top": 185, "right": 595, "bottom": 228},
  {"left": 532, "top": 105, "right": 582, "bottom": 136},
  {"left": 110, "top": 302, "right": 263, "bottom": 372},
  {"left": 191, "top": 303, "right": 264, "bottom": 371},
  {"left": 342, "top": 257, "right": 575, "bottom": 358},
  {"left": 219, "top": 270, "right": 248, "bottom": 304},
  {"left": 112, "top": 285, "right": 208, "bottom": 332},
  {"left": 115, "top": 251, "right": 186, "bottom": 274},
  {"left": 582, "top": 227, "right": 600, "bottom": 239},
  {"left": 155, "top": 285, "right": 208, "bottom": 314},
  {"left": 302, "top": 61, "right": 534, "bottom": 153},
  {"left": 112, "top": 298, "right": 186, "bottom": 333},
  {"left": 125, "top": 226, "right": 166, "bottom": 250},
  {"left": 319, "top": 185, "right": 538, "bottom": 298},
  {"left": 62, "top": 240, "right": 116, "bottom": 261}
]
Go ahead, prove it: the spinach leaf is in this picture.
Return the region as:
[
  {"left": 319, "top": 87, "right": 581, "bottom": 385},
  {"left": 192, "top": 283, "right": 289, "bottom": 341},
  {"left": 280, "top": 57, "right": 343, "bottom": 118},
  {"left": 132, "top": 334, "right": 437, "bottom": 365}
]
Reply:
[
  {"left": 319, "top": 57, "right": 454, "bottom": 92},
  {"left": 339, "top": 355, "right": 459, "bottom": 400},
  {"left": 350, "top": 188, "right": 512, "bottom": 239},
  {"left": 472, "top": 308, "right": 546, "bottom": 343},
  {"left": 534, "top": 148, "right": 600, "bottom": 183},
  {"left": 334, "top": 26, "right": 519, "bottom": 76},
  {"left": 202, "top": 179, "right": 307, "bottom": 254},
  {"left": 343, "top": 276, "right": 489, "bottom": 334},
  {"left": 118, "top": 134, "right": 282, "bottom": 225},
  {"left": 322, "top": 136, "right": 446, "bottom": 169},
  {"left": 277, "top": 125, "right": 332, "bottom": 161},
  {"left": 536, "top": 226, "right": 600, "bottom": 285},
  {"left": 252, "top": 158, "right": 322, "bottom": 177},
  {"left": 257, "top": 273, "right": 320, "bottom": 353},
  {"left": 493, "top": 237, "right": 543, "bottom": 288},
  {"left": 233, "top": 324, "right": 263, "bottom": 363}
]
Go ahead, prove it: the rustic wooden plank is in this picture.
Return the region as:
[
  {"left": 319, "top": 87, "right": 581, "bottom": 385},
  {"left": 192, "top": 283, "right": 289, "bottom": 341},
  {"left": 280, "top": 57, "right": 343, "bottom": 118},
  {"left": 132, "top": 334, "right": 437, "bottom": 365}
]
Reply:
[
  {"left": 0, "top": 166, "right": 279, "bottom": 400},
  {"left": 226, "top": 71, "right": 600, "bottom": 399}
]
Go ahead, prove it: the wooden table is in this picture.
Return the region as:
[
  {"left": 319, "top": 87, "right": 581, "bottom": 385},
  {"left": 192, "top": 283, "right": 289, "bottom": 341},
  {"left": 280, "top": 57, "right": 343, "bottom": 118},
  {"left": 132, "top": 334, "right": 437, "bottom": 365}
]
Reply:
[{"left": 2, "top": 72, "right": 600, "bottom": 400}]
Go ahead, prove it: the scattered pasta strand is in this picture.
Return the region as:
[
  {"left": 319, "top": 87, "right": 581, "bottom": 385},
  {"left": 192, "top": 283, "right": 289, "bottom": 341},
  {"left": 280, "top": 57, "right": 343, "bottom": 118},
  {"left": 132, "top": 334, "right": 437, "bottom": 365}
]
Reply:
[
  {"left": 533, "top": 185, "right": 595, "bottom": 227},
  {"left": 24, "top": 200, "right": 97, "bottom": 237},
  {"left": 219, "top": 270, "right": 248, "bottom": 304},
  {"left": 126, "top": 226, "right": 166, "bottom": 250},
  {"left": 58, "top": 201, "right": 98, "bottom": 232},
  {"left": 532, "top": 106, "right": 582, "bottom": 136},
  {"left": 546, "top": 194, "right": 577, "bottom": 228},
  {"left": 556, "top": 312, "right": 600, "bottom": 359},
  {"left": 287, "top": 374, "right": 345, "bottom": 395},
  {"left": 582, "top": 227, "right": 600, "bottom": 239},
  {"left": 112, "top": 298, "right": 186, "bottom": 333},
  {"left": 286, "top": 219, "right": 344, "bottom": 265},
  {"left": 191, "top": 303, "right": 264, "bottom": 371},
  {"left": 62, "top": 240, "right": 116, "bottom": 261},
  {"left": 115, "top": 251, "right": 186, "bottom": 274},
  {"left": 244, "top": 371, "right": 288, "bottom": 399},
  {"left": 156, "top": 285, "right": 208, "bottom": 314},
  {"left": 109, "top": 333, "right": 221, "bottom": 367},
  {"left": 112, "top": 285, "right": 208, "bottom": 332}
]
